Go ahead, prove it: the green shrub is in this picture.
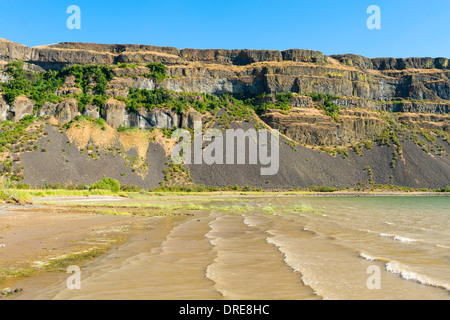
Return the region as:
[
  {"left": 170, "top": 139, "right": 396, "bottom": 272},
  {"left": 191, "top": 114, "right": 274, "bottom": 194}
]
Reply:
[
  {"left": 305, "top": 93, "right": 340, "bottom": 121},
  {"left": 308, "top": 185, "right": 337, "bottom": 192},
  {"left": 363, "top": 140, "right": 373, "bottom": 150},
  {"left": 117, "top": 63, "right": 138, "bottom": 69},
  {"left": 321, "top": 99, "right": 340, "bottom": 120},
  {"left": 144, "top": 63, "right": 167, "bottom": 83},
  {"left": 89, "top": 176, "right": 120, "bottom": 192}
]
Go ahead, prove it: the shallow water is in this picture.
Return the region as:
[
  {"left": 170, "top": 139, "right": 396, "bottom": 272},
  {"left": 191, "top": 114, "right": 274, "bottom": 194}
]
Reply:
[{"left": 12, "top": 195, "right": 450, "bottom": 300}]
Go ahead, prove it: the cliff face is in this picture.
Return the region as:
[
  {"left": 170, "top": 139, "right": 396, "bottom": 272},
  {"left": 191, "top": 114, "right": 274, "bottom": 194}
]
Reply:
[
  {"left": 0, "top": 39, "right": 448, "bottom": 144},
  {"left": 0, "top": 39, "right": 449, "bottom": 110}
]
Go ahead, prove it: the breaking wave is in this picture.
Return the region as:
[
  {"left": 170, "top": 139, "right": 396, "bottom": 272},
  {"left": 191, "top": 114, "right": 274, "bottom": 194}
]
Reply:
[
  {"left": 359, "top": 252, "right": 449, "bottom": 291},
  {"left": 386, "top": 260, "right": 450, "bottom": 291},
  {"left": 379, "top": 233, "right": 423, "bottom": 243}
]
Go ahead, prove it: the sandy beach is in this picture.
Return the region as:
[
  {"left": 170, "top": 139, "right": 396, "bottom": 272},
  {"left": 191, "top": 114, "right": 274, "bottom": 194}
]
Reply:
[{"left": 0, "top": 196, "right": 152, "bottom": 296}]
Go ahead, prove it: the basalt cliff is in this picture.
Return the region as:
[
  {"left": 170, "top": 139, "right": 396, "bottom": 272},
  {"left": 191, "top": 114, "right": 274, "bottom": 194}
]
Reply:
[{"left": 0, "top": 38, "right": 449, "bottom": 190}]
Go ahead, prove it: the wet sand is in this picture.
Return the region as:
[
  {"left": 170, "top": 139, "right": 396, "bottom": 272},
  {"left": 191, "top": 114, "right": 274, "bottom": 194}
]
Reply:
[{"left": 0, "top": 196, "right": 150, "bottom": 295}]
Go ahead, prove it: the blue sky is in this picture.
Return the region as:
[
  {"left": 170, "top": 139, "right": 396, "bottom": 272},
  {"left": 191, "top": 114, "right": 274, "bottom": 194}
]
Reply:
[{"left": 0, "top": 0, "right": 449, "bottom": 58}]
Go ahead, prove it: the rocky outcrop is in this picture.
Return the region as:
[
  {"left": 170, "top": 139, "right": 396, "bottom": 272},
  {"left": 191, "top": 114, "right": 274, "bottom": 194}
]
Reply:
[
  {"left": 0, "top": 39, "right": 32, "bottom": 63},
  {"left": 43, "top": 44, "right": 326, "bottom": 66},
  {"left": 101, "top": 97, "right": 180, "bottom": 130},
  {"left": 331, "top": 54, "right": 450, "bottom": 71},
  {"left": 332, "top": 97, "right": 450, "bottom": 114},
  {"left": 35, "top": 100, "right": 99, "bottom": 121},
  {"left": 38, "top": 102, "right": 56, "bottom": 117},
  {"left": 4, "top": 95, "right": 35, "bottom": 121},
  {"left": 397, "top": 113, "right": 450, "bottom": 132},
  {"left": 372, "top": 57, "right": 449, "bottom": 70},
  {"left": 261, "top": 108, "right": 389, "bottom": 146},
  {"left": 0, "top": 94, "right": 11, "bottom": 121},
  {"left": 330, "top": 54, "right": 374, "bottom": 69},
  {"left": 0, "top": 92, "right": 185, "bottom": 129},
  {"left": 261, "top": 106, "right": 450, "bottom": 147},
  {"left": 55, "top": 99, "right": 80, "bottom": 122},
  {"left": 0, "top": 71, "right": 11, "bottom": 83},
  {"left": 102, "top": 98, "right": 128, "bottom": 129},
  {"left": 55, "top": 87, "right": 83, "bottom": 96},
  {"left": 180, "top": 108, "right": 203, "bottom": 128},
  {"left": 83, "top": 104, "right": 100, "bottom": 119},
  {"left": 0, "top": 39, "right": 447, "bottom": 72},
  {"left": 129, "top": 108, "right": 179, "bottom": 130}
]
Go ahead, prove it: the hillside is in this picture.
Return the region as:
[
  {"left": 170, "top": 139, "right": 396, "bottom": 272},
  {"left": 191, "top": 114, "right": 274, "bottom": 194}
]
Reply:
[{"left": 0, "top": 39, "right": 449, "bottom": 190}]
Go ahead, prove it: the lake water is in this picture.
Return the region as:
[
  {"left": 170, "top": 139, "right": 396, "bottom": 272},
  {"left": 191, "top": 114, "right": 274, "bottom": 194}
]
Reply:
[{"left": 15, "top": 195, "right": 450, "bottom": 300}]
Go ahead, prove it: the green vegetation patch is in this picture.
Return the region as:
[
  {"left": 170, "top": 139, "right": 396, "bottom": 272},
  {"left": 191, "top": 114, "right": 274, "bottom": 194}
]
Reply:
[
  {"left": 307, "top": 93, "right": 341, "bottom": 121},
  {"left": 1, "top": 62, "right": 113, "bottom": 113},
  {"left": 250, "top": 92, "right": 293, "bottom": 114},
  {"left": 0, "top": 267, "right": 35, "bottom": 283},
  {"left": 89, "top": 176, "right": 121, "bottom": 193},
  {"left": 143, "top": 62, "right": 168, "bottom": 83}
]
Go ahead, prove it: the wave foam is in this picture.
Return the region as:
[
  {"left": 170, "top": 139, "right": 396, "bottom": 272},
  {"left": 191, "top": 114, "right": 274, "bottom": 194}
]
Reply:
[
  {"left": 359, "top": 253, "right": 450, "bottom": 291},
  {"left": 359, "top": 252, "right": 390, "bottom": 263},
  {"left": 386, "top": 261, "right": 450, "bottom": 291},
  {"left": 359, "top": 252, "right": 376, "bottom": 261},
  {"left": 380, "top": 233, "right": 422, "bottom": 243}
]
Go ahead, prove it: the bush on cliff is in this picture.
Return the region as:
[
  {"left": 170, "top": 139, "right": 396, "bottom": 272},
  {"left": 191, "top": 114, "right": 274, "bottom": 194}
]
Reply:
[
  {"left": 307, "top": 93, "right": 340, "bottom": 121},
  {"left": 275, "top": 92, "right": 293, "bottom": 109},
  {"left": 144, "top": 62, "right": 167, "bottom": 83},
  {"left": 249, "top": 92, "right": 293, "bottom": 114},
  {"left": 322, "top": 99, "right": 340, "bottom": 121}
]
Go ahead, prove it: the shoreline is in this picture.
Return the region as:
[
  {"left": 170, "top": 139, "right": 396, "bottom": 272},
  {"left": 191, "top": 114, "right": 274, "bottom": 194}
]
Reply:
[{"left": 3, "top": 189, "right": 448, "bottom": 202}]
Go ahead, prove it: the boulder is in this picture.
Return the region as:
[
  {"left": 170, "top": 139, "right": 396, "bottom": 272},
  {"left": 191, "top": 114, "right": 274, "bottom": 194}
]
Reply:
[
  {"left": 55, "top": 87, "right": 83, "bottom": 96},
  {"left": 0, "top": 71, "right": 11, "bottom": 83}
]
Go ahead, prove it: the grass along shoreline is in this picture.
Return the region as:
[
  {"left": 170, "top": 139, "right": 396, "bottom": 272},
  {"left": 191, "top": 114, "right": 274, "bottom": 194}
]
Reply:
[{"left": 1, "top": 184, "right": 449, "bottom": 205}]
